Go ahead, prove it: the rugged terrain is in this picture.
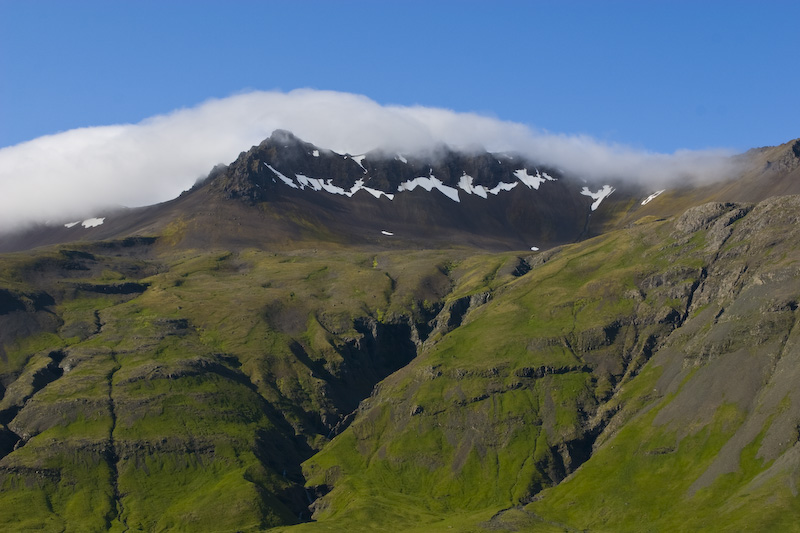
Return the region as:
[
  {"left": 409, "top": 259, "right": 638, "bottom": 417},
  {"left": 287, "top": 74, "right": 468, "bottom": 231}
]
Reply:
[
  {"left": 1, "top": 134, "right": 800, "bottom": 531},
  {"left": 0, "top": 130, "right": 637, "bottom": 254}
]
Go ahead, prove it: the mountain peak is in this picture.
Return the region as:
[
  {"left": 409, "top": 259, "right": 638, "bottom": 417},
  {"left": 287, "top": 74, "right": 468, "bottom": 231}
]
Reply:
[
  {"left": 263, "top": 128, "right": 304, "bottom": 147},
  {"left": 175, "top": 130, "right": 629, "bottom": 251},
  {"left": 208, "top": 130, "right": 576, "bottom": 201}
]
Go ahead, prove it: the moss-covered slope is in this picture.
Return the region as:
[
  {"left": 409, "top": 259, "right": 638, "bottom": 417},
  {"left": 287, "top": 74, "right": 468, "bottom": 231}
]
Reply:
[
  {"left": 2, "top": 195, "right": 800, "bottom": 532},
  {"left": 287, "top": 197, "right": 800, "bottom": 532},
  {"left": 0, "top": 243, "right": 476, "bottom": 531}
]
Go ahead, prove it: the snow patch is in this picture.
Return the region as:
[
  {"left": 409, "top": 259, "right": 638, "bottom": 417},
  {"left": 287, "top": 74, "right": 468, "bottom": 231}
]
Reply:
[
  {"left": 296, "top": 173, "right": 332, "bottom": 192},
  {"left": 352, "top": 155, "right": 367, "bottom": 173},
  {"left": 265, "top": 163, "right": 298, "bottom": 188},
  {"left": 456, "top": 173, "right": 520, "bottom": 198},
  {"left": 581, "top": 185, "right": 615, "bottom": 211},
  {"left": 360, "top": 185, "right": 394, "bottom": 200},
  {"left": 266, "top": 160, "right": 541, "bottom": 204},
  {"left": 487, "top": 182, "right": 518, "bottom": 195},
  {"left": 396, "top": 154, "right": 408, "bottom": 164},
  {"left": 312, "top": 150, "right": 319, "bottom": 157},
  {"left": 348, "top": 179, "right": 394, "bottom": 200},
  {"left": 530, "top": 246, "right": 539, "bottom": 251},
  {"left": 295, "top": 174, "right": 394, "bottom": 200},
  {"left": 514, "top": 168, "right": 554, "bottom": 190},
  {"left": 641, "top": 189, "right": 666, "bottom": 205},
  {"left": 458, "top": 174, "right": 488, "bottom": 199},
  {"left": 64, "top": 221, "right": 79, "bottom": 228},
  {"left": 381, "top": 230, "right": 394, "bottom": 236},
  {"left": 398, "top": 174, "right": 460, "bottom": 202},
  {"left": 82, "top": 217, "right": 105, "bottom": 228}
]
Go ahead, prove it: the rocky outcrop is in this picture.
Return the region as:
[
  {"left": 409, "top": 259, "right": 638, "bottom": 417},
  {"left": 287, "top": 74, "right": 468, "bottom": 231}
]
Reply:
[{"left": 193, "top": 130, "right": 622, "bottom": 251}]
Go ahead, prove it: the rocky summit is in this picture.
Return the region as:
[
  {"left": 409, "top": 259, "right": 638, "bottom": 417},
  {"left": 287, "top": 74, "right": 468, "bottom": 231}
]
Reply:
[
  {"left": 0, "top": 130, "right": 637, "bottom": 253},
  {"left": 1, "top": 133, "right": 800, "bottom": 532}
]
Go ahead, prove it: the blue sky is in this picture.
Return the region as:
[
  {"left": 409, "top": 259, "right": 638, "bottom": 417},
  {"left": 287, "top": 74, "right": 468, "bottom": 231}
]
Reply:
[
  {"left": 0, "top": 1, "right": 798, "bottom": 230},
  {"left": 1, "top": 0, "right": 798, "bottom": 153}
]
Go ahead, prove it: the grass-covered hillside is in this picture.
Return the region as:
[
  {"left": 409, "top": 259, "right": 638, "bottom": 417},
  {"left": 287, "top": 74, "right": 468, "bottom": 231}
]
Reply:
[
  {"left": 2, "top": 196, "right": 800, "bottom": 532},
  {"left": 0, "top": 237, "right": 484, "bottom": 531}
]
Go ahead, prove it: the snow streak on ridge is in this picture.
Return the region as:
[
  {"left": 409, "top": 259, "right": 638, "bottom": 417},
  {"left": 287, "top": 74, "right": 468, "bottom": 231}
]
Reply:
[
  {"left": 581, "top": 185, "right": 615, "bottom": 211},
  {"left": 397, "top": 174, "right": 461, "bottom": 202},
  {"left": 262, "top": 154, "right": 614, "bottom": 214}
]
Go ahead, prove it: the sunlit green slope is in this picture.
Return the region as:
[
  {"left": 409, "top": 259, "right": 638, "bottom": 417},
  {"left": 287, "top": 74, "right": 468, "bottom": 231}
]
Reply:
[
  {"left": 0, "top": 242, "right": 477, "bottom": 531},
  {"left": 283, "top": 198, "right": 800, "bottom": 532},
  {"left": 2, "top": 196, "right": 800, "bottom": 532}
]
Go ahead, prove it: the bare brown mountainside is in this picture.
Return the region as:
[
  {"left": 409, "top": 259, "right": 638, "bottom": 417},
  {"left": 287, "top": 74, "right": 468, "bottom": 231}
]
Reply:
[
  {"left": 4, "top": 132, "right": 797, "bottom": 254},
  {"left": 591, "top": 137, "right": 800, "bottom": 234}
]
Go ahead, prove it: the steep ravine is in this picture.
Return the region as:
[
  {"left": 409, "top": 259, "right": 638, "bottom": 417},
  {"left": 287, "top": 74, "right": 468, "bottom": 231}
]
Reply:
[
  {"left": 0, "top": 349, "right": 66, "bottom": 456},
  {"left": 297, "top": 198, "right": 800, "bottom": 530},
  {"left": 0, "top": 245, "right": 497, "bottom": 530},
  {"left": 106, "top": 351, "right": 126, "bottom": 531}
]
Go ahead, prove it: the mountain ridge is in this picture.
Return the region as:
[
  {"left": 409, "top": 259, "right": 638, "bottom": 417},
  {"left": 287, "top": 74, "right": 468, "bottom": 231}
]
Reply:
[
  {"left": 0, "top": 130, "right": 626, "bottom": 253},
  {"left": 10, "top": 130, "right": 800, "bottom": 255}
]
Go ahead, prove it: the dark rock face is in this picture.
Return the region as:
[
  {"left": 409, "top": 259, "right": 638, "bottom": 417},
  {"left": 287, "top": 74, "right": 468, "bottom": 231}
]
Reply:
[
  {"left": 194, "top": 130, "right": 619, "bottom": 251},
  {"left": 0, "top": 290, "right": 25, "bottom": 315},
  {"left": 213, "top": 129, "right": 572, "bottom": 203},
  {"left": 0, "top": 289, "right": 60, "bottom": 366},
  {"left": 0, "top": 130, "right": 629, "bottom": 253},
  {"left": 73, "top": 282, "right": 149, "bottom": 295},
  {"left": 4, "top": 132, "right": 800, "bottom": 256},
  {"left": 674, "top": 202, "right": 739, "bottom": 234}
]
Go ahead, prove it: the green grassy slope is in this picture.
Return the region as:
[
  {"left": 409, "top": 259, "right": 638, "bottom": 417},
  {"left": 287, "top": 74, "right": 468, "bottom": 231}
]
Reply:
[
  {"left": 2, "top": 196, "right": 800, "bottom": 532},
  {"left": 0, "top": 243, "right": 479, "bottom": 531},
  {"left": 288, "top": 220, "right": 695, "bottom": 531},
  {"left": 284, "top": 198, "right": 800, "bottom": 532}
]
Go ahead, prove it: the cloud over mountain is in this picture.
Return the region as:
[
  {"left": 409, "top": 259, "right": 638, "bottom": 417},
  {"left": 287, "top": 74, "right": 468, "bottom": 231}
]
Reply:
[{"left": 0, "top": 89, "right": 735, "bottom": 231}]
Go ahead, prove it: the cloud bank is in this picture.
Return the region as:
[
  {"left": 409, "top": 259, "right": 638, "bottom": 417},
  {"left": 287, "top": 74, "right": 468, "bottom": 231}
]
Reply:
[{"left": 0, "top": 89, "right": 736, "bottom": 231}]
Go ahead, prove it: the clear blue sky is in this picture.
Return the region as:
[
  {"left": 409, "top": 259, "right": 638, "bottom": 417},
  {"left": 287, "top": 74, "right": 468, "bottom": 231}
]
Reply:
[{"left": 1, "top": 0, "right": 798, "bottom": 153}]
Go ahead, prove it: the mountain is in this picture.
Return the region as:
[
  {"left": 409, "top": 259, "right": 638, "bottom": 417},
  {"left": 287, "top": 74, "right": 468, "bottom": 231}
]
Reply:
[
  {"left": 1, "top": 130, "right": 639, "bottom": 253},
  {"left": 7, "top": 132, "right": 799, "bottom": 256},
  {"left": 0, "top": 133, "right": 799, "bottom": 532}
]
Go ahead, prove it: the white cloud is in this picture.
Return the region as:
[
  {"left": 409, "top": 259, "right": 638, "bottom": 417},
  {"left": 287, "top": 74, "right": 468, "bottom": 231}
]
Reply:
[{"left": 0, "top": 89, "right": 736, "bottom": 232}]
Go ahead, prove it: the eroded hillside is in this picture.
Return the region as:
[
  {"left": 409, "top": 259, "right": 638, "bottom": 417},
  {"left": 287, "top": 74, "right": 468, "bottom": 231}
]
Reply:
[
  {"left": 1, "top": 195, "right": 800, "bottom": 532},
  {"left": 286, "top": 197, "right": 800, "bottom": 532},
  {"left": 0, "top": 240, "right": 477, "bottom": 530}
]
